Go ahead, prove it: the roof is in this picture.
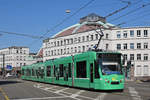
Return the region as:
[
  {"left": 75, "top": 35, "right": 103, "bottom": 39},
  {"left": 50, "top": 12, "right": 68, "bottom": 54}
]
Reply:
[
  {"left": 53, "top": 22, "right": 115, "bottom": 38},
  {"left": 0, "top": 46, "right": 29, "bottom": 50},
  {"left": 36, "top": 48, "right": 43, "bottom": 57}
]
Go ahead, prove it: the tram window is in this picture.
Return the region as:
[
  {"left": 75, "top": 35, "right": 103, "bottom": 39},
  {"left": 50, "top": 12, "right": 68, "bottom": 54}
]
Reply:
[
  {"left": 47, "top": 66, "right": 51, "bottom": 77},
  {"left": 27, "top": 69, "right": 31, "bottom": 76},
  {"left": 22, "top": 69, "right": 24, "bottom": 75},
  {"left": 59, "top": 64, "right": 64, "bottom": 77},
  {"left": 36, "top": 69, "right": 39, "bottom": 78},
  {"left": 54, "top": 66, "right": 56, "bottom": 77},
  {"left": 41, "top": 68, "right": 44, "bottom": 78},
  {"left": 32, "top": 69, "right": 35, "bottom": 76},
  {"left": 95, "top": 60, "right": 100, "bottom": 78},
  {"left": 68, "top": 63, "right": 71, "bottom": 77},
  {"left": 76, "top": 61, "right": 87, "bottom": 78}
]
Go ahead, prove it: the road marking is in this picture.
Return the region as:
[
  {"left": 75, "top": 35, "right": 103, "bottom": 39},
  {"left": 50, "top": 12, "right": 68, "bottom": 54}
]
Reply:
[
  {"left": 12, "top": 96, "right": 70, "bottom": 100},
  {"left": 34, "top": 84, "right": 102, "bottom": 100},
  {"left": 95, "top": 93, "right": 107, "bottom": 100},
  {"left": 71, "top": 90, "right": 85, "bottom": 98},
  {"left": 0, "top": 88, "right": 10, "bottom": 100},
  {"left": 128, "top": 87, "right": 142, "bottom": 100},
  {"left": 54, "top": 88, "right": 69, "bottom": 93}
]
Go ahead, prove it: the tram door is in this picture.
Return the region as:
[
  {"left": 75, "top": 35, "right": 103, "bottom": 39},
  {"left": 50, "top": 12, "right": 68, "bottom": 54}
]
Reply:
[
  {"left": 90, "top": 63, "right": 94, "bottom": 88},
  {"left": 90, "top": 63, "right": 94, "bottom": 83},
  {"left": 64, "top": 64, "right": 69, "bottom": 85}
]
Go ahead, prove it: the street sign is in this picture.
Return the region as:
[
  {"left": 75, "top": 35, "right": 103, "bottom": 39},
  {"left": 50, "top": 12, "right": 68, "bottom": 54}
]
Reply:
[{"left": 6, "top": 65, "right": 12, "bottom": 70}]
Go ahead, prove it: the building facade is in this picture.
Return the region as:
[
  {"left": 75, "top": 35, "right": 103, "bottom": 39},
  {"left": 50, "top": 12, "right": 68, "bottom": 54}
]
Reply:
[
  {"left": 42, "top": 13, "right": 150, "bottom": 80},
  {"left": 0, "top": 46, "right": 30, "bottom": 75}
]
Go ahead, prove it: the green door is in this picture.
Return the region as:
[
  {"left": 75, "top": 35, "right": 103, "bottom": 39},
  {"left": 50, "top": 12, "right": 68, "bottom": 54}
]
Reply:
[{"left": 90, "top": 63, "right": 94, "bottom": 88}]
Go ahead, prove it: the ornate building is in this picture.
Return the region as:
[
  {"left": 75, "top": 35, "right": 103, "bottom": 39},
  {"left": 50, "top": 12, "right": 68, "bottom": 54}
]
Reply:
[{"left": 43, "top": 13, "right": 150, "bottom": 80}]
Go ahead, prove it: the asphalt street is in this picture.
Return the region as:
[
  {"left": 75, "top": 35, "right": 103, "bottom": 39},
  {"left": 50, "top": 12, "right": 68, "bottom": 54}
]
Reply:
[{"left": 0, "top": 78, "right": 150, "bottom": 100}]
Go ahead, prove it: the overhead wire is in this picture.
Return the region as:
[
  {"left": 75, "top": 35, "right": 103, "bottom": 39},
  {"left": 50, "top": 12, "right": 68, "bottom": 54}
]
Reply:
[
  {"left": 0, "top": 30, "right": 45, "bottom": 39},
  {"left": 116, "top": 9, "right": 150, "bottom": 26},
  {"left": 105, "top": 0, "right": 131, "bottom": 18},
  {"left": 109, "top": 1, "right": 150, "bottom": 22},
  {"left": 37, "top": 0, "right": 95, "bottom": 39},
  {"left": 28, "top": 0, "right": 96, "bottom": 46}
]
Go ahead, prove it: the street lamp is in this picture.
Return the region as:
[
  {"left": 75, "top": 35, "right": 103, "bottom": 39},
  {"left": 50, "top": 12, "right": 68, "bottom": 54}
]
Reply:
[{"left": 65, "top": 9, "right": 71, "bottom": 13}]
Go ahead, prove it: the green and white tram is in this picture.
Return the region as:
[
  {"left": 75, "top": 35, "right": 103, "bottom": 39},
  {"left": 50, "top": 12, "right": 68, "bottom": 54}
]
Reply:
[{"left": 21, "top": 51, "right": 125, "bottom": 90}]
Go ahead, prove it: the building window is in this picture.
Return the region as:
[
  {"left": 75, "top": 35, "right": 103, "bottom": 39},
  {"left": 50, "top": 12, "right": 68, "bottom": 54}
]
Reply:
[
  {"left": 137, "top": 30, "right": 141, "bottom": 37},
  {"left": 137, "top": 54, "right": 141, "bottom": 60},
  {"left": 45, "top": 51, "right": 48, "bottom": 56},
  {"left": 137, "top": 43, "right": 141, "bottom": 49},
  {"left": 143, "top": 65, "right": 149, "bottom": 75},
  {"left": 124, "top": 54, "right": 127, "bottom": 60},
  {"left": 86, "top": 36, "right": 89, "bottom": 41},
  {"left": 60, "top": 40, "right": 63, "bottom": 46},
  {"left": 91, "top": 35, "right": 93, "bottom": 41},
  {"left": 67, "top": 48, "right": 69, "bottom": 54},
  {"left": 51, "top": 50, "right": 53, "bottom": 56},
  {"left": 106, "top": 34, "right": 109, "bottom": 39},
  {"left": 130, "top": 30, "right": 134, "bottom": 37},
  {"left": 117, "top": 44, "right": 121, "bottom": 50},
  {"left": 57, "top": 41, "right": 59, "bottom": 46},
  {"left": 144, "top": 30, "right": 148, "bottom": 37},
  {"left": 123, "top": 31, "right": 127, "bottom": 38},
  {"left": 16, "top": 50, "right": 19, "bottom": 54},
  {"left": 144, "top": 54, "right": 148, "bottom": 60},
  {"left": 130, "top": 43, "right": 134, "bottom": 49},
  {"left": 78, "top": 37, "right": 81, "bottom": 43},
  {"left": 106, "top": 44, "right": 109, "bottom": 50},
  {"left": 57, "top": 49, "right": 60, "bottom": 55},
  {"left": 24, "top": 50, "right": 26, "bottom": 54},
  {"left": 82, "top": 46, "right": 85, "bottom": 52},
  {"left": 64, "top": 40, "right": 66, "bottom": 45},
  {"left": 123, "top": 43, "right": 127, "bottom": 49},
  {"left": 130, "top": 54, "right": 134, "bottom": 60},
  {"left": 144, "top": 43, "right": 148, "bottom": 49},
  {"left": 75, "top": 47, "right": 77, "bottom": 53},
  {"left": 116, "top": 31, "right": 121, "bottom": 38},
  {"left": 54, "top": 50, "right": 56, "bottom": 55},
  {"left": 78, "top": 46, "right": 81, "bottom": 53},
  {"left": 61, "top": 49, "right": 63, "bottom": 55},
  {"left": 82, "top": 36, "right": 85, "bottom": 42},
  {"left": 86, "top": 45, "right": 89, "bottom": 50},
  {"left": 95, "top": 34, "right": 98, "bottom": 40},
  {"left": 136, "top": 65, "right": 142, "bottom": 75},
  {"left": 71, "top": 47, "right": 73, "bottom": 53},
  {"left": 54, "top": 41, "right": 56, "bottom": 46},
  {"left": 70, "top": 39, "right": 73, "bottom": 44},
  {"left": 64, "top": 48, "right": 66, "bottom": 54},
  {"left": 117, "top": 33, "right": 121, "bottom": 38}
]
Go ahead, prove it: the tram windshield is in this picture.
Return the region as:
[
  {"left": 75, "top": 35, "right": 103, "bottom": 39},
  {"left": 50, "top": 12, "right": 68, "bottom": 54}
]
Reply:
[{"left": 97, "top": 53, "right": 123, "bottom": 75}]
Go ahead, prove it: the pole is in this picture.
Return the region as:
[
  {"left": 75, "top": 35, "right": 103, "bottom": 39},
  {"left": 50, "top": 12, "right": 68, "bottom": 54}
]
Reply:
[
  {"left": 72, "top": 55, "right": 74, "bottom": 86},
  {"left": 2, "top": 54, "right": 5, "bottom": 78}
]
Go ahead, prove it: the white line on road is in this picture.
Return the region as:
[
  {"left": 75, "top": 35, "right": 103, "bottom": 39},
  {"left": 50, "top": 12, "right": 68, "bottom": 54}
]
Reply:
[
  {"left": 33, "top": 83, "right": 102, "bottom": 100},
  {"left": 70, "top": 90, "right": 85, "bottom": 98},
  {"left": 54, "top": 87, "right": 69, "bottom": 93},
  {"left": 128, "top": 87, "right": 142, "bottom": 100},
  {"left": 12, "top": 96, "right": 70, "bottom": 100},
  {"left": 95, "top": 93, "right": 107, "bottom": 100}
]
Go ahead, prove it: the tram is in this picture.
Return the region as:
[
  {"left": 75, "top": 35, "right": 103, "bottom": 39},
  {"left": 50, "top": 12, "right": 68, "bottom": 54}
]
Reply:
[{"left": 21, "top": 51, "right": 125, "bottom": 90}]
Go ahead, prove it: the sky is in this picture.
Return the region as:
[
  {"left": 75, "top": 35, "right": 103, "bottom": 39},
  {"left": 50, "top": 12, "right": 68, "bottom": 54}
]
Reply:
[{"left": 0, "top": 0, "right": 150, "bottom": 53}]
